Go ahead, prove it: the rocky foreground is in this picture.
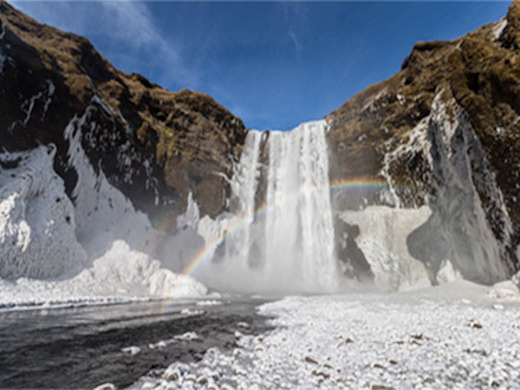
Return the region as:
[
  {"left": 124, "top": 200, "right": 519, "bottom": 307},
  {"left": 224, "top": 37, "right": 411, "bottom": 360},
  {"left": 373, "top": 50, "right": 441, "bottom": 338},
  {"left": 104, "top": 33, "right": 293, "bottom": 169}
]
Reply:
[{"left": 131, "top": 282, "right": 520, "bottom": 390}]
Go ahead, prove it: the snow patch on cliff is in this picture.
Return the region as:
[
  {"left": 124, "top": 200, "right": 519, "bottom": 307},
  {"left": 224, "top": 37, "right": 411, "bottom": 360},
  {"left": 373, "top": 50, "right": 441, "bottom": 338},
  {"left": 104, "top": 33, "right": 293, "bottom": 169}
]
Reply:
[
  {"left": 384, "top": 93, "right": 512, "bottom": 285},
  {"left": 0, "top": 145, "right": 86, "bottom": 279},
  {"left": 64, "top": 105, "right": 154, "bottom": 258},
  {"left": 0, "top": 108, "right": 208, "bottom": 307},
  {"left": 492, "top": 17, "right": 508, "bottom": 41},
  {"left": 340, "top": 206, "right": 432, "bottom": 291}
]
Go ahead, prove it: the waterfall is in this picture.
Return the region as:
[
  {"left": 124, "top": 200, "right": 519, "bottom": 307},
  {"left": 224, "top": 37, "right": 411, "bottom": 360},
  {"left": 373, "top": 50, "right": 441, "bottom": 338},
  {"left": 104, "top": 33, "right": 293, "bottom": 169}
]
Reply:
[{"left": 196, "top": 120, "right": 339, "bottom": 293}]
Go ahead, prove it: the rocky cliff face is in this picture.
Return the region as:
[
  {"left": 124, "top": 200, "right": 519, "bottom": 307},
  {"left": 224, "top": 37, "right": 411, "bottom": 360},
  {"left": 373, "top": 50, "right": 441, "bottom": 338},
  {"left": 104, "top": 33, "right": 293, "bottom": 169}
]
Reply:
[
  {"left": 327, "top": 1, "right": 520, "bottom": 283},
  {"left": 0, "top": 1, "right": 246, "bottom": 224}
]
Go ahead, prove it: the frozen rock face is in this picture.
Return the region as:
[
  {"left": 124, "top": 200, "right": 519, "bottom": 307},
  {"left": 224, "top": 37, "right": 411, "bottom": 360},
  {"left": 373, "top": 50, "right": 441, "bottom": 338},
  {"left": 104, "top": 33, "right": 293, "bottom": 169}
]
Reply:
[
  {"left": 63, "top": 105, "right": 155, "bottom": 258},
  {"left": 328, "top": 2, "right": 520, "bottom": 283},
  {"left": 403, "top": 95, "right": 512, "bottom": 283},
  {"left": 333, "top": 94, "right": 512, "bottom": 288},
  {"left": 0, "top": 143, "right": 208, "bottom": 305},
  {"left": 339, "top": 206, "right": 432, "bottom": 292},
  {"left": 0, "top": 146, "right": 86, "bottom": 279}
]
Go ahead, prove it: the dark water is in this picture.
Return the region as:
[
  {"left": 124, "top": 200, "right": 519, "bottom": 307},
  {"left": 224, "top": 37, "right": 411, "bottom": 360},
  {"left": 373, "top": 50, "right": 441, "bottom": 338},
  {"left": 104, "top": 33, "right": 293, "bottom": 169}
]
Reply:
[{"left": 0, "top": 298, "right": 271, "bottom": 389}]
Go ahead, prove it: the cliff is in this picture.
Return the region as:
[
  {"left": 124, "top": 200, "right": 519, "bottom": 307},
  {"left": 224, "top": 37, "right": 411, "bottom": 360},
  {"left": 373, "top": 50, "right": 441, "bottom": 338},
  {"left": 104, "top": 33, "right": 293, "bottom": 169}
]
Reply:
[
  {"left": 327, "top": 1, "right": 520, "bottom": 280},
  {"left": 0, "top": 1, "right": 246, "bottom": 223}
]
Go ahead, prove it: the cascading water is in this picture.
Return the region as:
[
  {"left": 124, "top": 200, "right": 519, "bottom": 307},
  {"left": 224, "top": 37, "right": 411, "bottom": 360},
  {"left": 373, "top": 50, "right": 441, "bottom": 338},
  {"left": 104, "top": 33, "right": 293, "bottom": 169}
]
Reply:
[{"left": 195, "top": 120, "right": 339, "bottom": 293}]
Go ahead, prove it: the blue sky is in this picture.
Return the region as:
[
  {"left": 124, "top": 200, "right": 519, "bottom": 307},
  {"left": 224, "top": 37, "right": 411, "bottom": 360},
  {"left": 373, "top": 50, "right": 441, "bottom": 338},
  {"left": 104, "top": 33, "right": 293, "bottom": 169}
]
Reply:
[{"left": 11, "top": 1, "right": 511, "bottom": 130}]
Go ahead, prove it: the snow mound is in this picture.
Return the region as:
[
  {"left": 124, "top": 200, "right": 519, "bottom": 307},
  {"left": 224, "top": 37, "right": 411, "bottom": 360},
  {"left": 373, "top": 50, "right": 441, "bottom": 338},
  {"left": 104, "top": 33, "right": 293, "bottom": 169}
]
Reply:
[
  {"left": 489, "top": 273, "right": 520, "bottom": 300},
  {"left": 0, "top": 146, "right": 86, "bottom": 279},
  {"left": 0, "top": 240, "right": 207, "bottom": 308},
  {"left": 489, "top": 280, "right": 520, "bottom": 299},
  {"left": 436, "top": 259, "right": 463, "bottom": 285}
]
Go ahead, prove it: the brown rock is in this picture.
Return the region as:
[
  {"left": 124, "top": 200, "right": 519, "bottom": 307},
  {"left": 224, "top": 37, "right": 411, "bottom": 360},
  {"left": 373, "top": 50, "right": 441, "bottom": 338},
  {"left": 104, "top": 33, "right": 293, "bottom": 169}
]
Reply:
[{"left": 0, "top": 1, "right": 246, "bottom": 222}]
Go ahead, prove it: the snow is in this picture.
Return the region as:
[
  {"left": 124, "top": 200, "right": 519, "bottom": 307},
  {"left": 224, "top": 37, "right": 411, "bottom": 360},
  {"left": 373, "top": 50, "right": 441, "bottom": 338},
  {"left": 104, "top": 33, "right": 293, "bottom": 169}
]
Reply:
[
  {"left": 436, "top": 259, "right": 463, "bottom": 284},
  {"left": 340, "top": 206, "right": 432, "bottom": 291},
  {"left": 122, "top": 346, "right": 142, "bottom": 356},
  {"left": 0, "top": 240, "right": 207, "bottom": 308},
  {"left": 492, "top": 17, "right": 508, "bottom": 41},
  {"left": 0, "top": 110, "right": 208, "bottom": 307},
  {"left": 42, "top": 80, "right": 55, "bottom": 119},
  {"left": 133, "top": 282, "right": 520, "bottom": 389},
  {"left": 63, "top": 109, "right": 154, "bottom": 258},
  {"left": 489, "top": 272, "right": 520, "bottom": 300},
  {"left": 196, "top": 300, "right": 222, "bottom": 306},
  {"left": 382, "top": 93, "right": 512, "bottom": 285},
  {"left": 176, "top": 192, "right": 200, "bottom": 231},
  {"left": 0, "top": 145, "right": 86, "bottom": 279}
]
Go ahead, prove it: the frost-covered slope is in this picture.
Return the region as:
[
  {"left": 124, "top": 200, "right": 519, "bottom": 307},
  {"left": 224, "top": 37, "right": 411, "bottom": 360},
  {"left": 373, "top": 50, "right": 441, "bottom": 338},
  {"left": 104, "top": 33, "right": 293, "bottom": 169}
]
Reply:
[
  {"left": 0, "top": 140, "right": 206, "bottom": 307},
  {"left": 335, "top": 93, "right": 513, "bottom": 290},
  {"left": 0, "top": 2, "right": 248, "bottom": 305},
  {"left": 328, "top": 2, "right": 520, "bottom": 285},
  {"left": 0, "top": 240, "right": 207, "bottom": 308},
  {"left": 0, "top": 146, "right": 86, "bottom": 279}
]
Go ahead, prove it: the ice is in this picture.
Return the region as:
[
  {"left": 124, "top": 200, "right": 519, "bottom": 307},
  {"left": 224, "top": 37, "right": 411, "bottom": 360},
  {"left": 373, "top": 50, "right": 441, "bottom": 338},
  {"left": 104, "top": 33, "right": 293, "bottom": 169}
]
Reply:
[
  {"left": 489, "top": 280, "right": 520, "bottom": 299},
  {"left": 340, "top": 205, "right": 432, "bottom": 291},
  {"left": 63, "top": 107, "right": 154, "bottom": 258},
  {"left": 135, "top": 283, "right": 520, "bottom": 389},
  {"left": 93, "top": 383, "right": 116, "bottom": 390},
  {"left": 0, "top": 110, "right": 208, "bottom": 307},
  {"left": 180, "top": 308, "right": 204, "bottom": 316},
  {"left": 381, "top": 93, "right": 513, "bottom": 286},
  {"left": 176, "top": 331, "right": 199, "bottom": 341},
  {"left": 0, "top": 240, "right": 207, "bottom": 308},
  {"left": 436, "top": 259, "right": 463, "bottom": 284},
  {"left": 195, "top": 300, "right": 222, "bottom": 306},
  {"left": 0, "top": 145, "right": 86, "bottom": 279}
]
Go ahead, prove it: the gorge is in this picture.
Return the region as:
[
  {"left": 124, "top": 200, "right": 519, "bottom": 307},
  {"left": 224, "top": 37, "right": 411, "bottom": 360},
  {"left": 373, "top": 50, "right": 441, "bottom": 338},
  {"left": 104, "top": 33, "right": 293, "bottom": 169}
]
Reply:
[{"left": 0, "top": 1, "right": 520, "bottom": 304}]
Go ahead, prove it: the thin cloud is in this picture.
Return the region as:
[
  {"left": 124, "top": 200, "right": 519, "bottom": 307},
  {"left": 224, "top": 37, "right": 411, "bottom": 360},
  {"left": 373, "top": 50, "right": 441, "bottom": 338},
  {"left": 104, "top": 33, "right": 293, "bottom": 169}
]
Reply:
[
  {"left": 280, "top": 3, "right": 304, "bottom": 55},
  {"left": 9, "top": 0, "right": 196, "bottom": 88}
]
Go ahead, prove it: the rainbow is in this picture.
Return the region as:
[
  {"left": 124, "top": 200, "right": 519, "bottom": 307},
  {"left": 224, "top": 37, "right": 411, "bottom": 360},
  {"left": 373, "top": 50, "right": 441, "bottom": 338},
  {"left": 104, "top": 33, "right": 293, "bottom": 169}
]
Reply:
[{"left": 179, "top": 176, "right": 411, "bottom": 277}]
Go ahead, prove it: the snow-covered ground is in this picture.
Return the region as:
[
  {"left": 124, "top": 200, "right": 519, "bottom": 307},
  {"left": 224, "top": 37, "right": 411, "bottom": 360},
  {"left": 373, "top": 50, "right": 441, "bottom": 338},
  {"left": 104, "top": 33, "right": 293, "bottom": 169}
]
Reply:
[{"left": 132, "top": 281, "right": 520, "bottom": 389}]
